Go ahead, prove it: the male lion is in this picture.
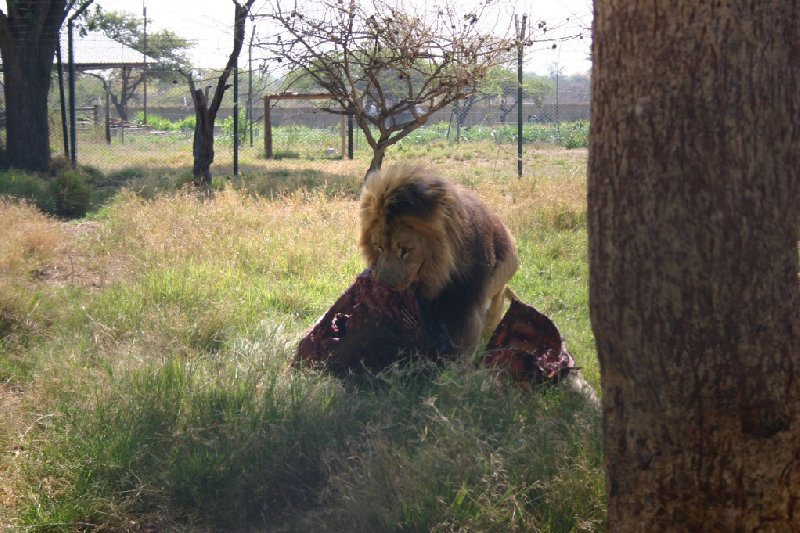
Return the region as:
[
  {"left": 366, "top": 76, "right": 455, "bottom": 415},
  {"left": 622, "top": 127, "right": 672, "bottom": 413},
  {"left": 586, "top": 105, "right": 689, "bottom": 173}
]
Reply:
[{"left": 359, "top": 164, "right": 519, "bottom": 355}]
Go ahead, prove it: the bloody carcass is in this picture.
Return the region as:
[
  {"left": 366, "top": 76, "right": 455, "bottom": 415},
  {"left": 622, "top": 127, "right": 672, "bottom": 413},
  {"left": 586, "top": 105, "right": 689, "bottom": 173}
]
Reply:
[{"left": 296, "top": 269, "right": 575, "bottom": 384}]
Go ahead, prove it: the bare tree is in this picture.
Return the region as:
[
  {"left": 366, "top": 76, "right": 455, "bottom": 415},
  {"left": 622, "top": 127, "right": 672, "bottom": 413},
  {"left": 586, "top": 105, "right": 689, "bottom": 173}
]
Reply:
[
  {"left": 184, "top": 0, "right": 254, "bottom": 187},
  {"left": 589, "top": 0, "right": 800, "bottom": 530},
  {"left": 261, "top": 0, "right": 519, "bottom": 175}
]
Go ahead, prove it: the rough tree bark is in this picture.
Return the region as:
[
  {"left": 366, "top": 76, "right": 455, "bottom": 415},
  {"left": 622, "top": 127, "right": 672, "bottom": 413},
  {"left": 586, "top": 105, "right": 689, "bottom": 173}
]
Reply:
[
  {"left": 0, "top": 1, "right": 70, "bottom": 171},
  {"left": 589, "top": 1, "right": 800, "bottom": 530},
  {"left": 191, "top": 87, "right": 215, "bottom": 185}
]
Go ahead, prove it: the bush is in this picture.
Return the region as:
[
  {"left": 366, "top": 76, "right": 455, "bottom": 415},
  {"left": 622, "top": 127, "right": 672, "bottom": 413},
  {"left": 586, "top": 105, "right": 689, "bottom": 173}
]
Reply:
[
  {"left": 221, "top": 109, "right": 250, "bottom": 144},
  {"left": 0, "top": 170, "right": 56, "bottom": 212},
  {"left": 558, "top": 121, "right": 590, "bottom": 149},
  {"left": 49, "top": 169, "right": 92, "bottom": 218},
  {"left": 134, "top": 111, "right": 195, "bottom": 132}
]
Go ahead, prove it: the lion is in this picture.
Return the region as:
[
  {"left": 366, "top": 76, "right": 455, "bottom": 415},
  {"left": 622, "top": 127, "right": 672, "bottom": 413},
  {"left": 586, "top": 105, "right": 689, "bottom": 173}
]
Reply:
[{"left": 359, "top": 164, "right": 519, "bottom": 355}]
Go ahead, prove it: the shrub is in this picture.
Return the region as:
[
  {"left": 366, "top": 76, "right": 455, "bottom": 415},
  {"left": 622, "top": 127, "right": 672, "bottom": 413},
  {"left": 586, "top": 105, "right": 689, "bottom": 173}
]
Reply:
[
  {"left": 49, "top": 169, "right": 92, "bottom": 218},
  {"left": 134, "top": 111, "right": 195, "bottom": 132},
  {"left": 559, "top": 121, "right": 590, "bottom": 149},
  {"left": 221, "top": 109, "right": 250, "bottom": 144},
  {"left": 0, "top": 170, "right": 56, "bottom": 212}
]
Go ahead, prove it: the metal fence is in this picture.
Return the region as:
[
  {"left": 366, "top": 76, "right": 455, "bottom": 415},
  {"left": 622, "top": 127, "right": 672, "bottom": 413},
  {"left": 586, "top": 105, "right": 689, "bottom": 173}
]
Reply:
[{"left": 47, "top": 70, "right": 590, "bottom": 174}]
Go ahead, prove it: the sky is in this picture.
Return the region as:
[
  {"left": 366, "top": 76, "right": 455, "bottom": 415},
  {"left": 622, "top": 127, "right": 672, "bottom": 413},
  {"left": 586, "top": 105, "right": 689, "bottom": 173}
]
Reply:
[{"left": 85, "top": 0, "right": 593, "bottom": 75}]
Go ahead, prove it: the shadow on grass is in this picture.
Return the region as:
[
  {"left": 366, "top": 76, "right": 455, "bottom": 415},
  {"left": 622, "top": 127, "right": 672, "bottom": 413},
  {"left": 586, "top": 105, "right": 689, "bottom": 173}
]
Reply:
[{"left": 92, "top": 164, "right": 362, "bottom": 208}]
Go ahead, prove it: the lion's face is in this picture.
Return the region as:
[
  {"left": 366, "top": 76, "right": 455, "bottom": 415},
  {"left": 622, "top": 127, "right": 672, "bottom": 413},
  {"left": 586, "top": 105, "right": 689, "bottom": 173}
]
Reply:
[{"left": 366, "top": 220, "right": 430, "bottom": 292}]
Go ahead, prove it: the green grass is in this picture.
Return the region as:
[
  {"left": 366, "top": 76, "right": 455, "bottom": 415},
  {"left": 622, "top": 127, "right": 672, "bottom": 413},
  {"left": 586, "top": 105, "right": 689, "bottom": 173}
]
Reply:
[{"left": 0, "top": 146, "right": 602, "bottom": 531}]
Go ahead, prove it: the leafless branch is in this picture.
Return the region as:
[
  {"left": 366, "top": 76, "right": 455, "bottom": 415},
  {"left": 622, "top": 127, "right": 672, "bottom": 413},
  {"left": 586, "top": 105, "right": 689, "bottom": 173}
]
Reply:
[{"left": 256, "top": 0, "right": 518, "bottom": 172}]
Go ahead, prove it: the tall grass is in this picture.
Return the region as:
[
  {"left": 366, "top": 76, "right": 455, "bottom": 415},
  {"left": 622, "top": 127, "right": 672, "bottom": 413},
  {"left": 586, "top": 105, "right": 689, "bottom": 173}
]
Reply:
[{"left": 0, "top": 148, "right": 602, "bottom": 531}]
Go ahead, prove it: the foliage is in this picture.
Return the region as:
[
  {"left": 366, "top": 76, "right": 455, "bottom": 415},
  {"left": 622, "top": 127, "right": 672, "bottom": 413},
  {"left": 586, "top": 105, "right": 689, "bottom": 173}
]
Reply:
[
  {"left": 85, "top": 8, "right": 191, "bottom": 68},
  {"left": 220, "top": 108, "right": 251, "bottom": 144},
  {"left": 262, "top": 0, "right": 520, "bottom": 171},
  {"left": 134, "top": 111, "right": 195, "bottom": 132},
  {"left": 473, "top": 67, "right": 554, "bottom": 116},
  {"left": 0, "top": 170, "right": 56, "bottom": 212},
  {"left": 49, "top": 169, "right": 93, "bottom": 218},
  {"left": 0, "top": 166, "right": 99, "bottom": 217},
  {"left": 392, "top": 120, "right": 589, "bottom": 149}
]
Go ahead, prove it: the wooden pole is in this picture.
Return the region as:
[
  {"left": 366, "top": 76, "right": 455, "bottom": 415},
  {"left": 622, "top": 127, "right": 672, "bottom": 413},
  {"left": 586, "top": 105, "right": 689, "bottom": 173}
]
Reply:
[
  {"left": 340, "top": 113, "right": 346, "bottom": 158},
  {"left": 516, "top": 14, "right": 527, "bottom": 179},
  {"left": 264, "top": 95, "right": 272, "bottom": 158},
  {"left": 347, "top": 106, "right": 354, "bottom": 159}
]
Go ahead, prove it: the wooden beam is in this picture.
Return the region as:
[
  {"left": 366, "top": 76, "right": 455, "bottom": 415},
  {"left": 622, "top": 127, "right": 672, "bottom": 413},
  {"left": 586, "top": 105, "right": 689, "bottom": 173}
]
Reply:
[{"left": 266, "top": 92, "right": 332, "bottom": 101}]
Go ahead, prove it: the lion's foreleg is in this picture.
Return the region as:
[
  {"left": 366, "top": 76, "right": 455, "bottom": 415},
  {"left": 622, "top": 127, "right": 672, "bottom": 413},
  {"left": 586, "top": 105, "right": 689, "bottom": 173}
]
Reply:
[
  {"left": 482, "top": 288, "right": 507, "bottom": 340},
  {"left": 480, "top": 246, "right": 520, "bottom": 341}
]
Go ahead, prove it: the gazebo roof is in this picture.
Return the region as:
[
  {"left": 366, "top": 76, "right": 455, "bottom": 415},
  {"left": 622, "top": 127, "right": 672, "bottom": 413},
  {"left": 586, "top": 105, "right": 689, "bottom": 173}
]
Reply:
[
  {"left": 62, "top": 30, "right": 158, "bottom": 70},
  {"left": 0, "top": 30, "right": 157, "bottom": 71}
]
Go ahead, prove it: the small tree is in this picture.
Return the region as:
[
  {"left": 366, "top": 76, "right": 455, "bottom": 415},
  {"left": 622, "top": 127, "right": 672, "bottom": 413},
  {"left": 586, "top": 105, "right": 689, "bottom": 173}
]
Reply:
[
  {"left": 262, "top": 0, "right": 518, "bottom": 175},
  {"left": 85, "top": 8, "right": 191, "bottom": 121},
  {"left": 184, "top": 0, "right": 255, "bottom": 187}
]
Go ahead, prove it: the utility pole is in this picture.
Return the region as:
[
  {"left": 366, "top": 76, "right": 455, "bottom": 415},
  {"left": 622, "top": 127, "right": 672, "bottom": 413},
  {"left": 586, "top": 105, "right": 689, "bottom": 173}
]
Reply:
[
  {"left": 143, "top": 4, "right": 148, "bottom": 124},
  {"left": 68, "top": 0, "right": 95, "bottom": 166},
  {"left": 233, "top": 7, "right": 240, "bottom": 175},
  {"left": 56, "top": 40, "right": 69, "bottom": 158},
  {"left": 515, "top": 14, "right": 527, "bottom": 179},
  {"left": 248, "top": 26, "right": 255, "bottom": 147}
]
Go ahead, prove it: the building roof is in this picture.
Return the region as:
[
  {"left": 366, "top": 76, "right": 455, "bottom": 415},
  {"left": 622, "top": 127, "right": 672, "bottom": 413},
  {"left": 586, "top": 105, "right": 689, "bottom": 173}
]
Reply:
[
  {"left": 0, "top": 30, "right": 157, "bottom": 71},
  {"left": 63, "top": 30, "right": 158, "bottom": 70}
]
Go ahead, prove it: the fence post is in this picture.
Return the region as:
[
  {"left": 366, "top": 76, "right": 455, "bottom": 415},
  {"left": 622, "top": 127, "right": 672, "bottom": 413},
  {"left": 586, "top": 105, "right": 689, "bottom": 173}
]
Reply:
[
  {"left": 264, "top": 95, "right": 272, "bottom": 159},
  {"left": 104, "top": 86, "right": 111, "bottom": 144},
  {"left": 340, "top": 114, "right": 346, "bottom": 159},
  {"left": 515, "top": 13, "right": 527, "bottom": 179},
  {"left": 347, "top": 106, "right": 354, "bottom": 160},
  {"left": 68, "top": 14, "right": 78, "bottom": 165},
  {"left": 233, "top": 45, "right": 239, "bottom": 176},
  {"left": 56, "top": 41, "right": 69, "bottom": 158}
]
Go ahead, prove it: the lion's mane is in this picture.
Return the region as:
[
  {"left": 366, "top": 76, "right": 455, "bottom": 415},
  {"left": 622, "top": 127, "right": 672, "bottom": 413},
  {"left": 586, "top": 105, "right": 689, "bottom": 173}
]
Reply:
[{"left": 359, "top": 164, "right": 518, "bottom": 354}]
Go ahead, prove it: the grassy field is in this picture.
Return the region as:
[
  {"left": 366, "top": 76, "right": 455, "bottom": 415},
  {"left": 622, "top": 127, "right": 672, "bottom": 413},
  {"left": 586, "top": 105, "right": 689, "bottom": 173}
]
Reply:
[{"left": 0, "top": 143, "right": 603, "bottom": 531}]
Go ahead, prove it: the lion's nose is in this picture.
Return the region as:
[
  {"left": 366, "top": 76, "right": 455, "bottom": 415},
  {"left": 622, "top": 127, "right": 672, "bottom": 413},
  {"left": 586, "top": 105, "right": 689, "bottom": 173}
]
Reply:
[
  {"left": 375, "top": 269, "right": 400, "bottom": 288},
  {"left": 373, "top": 262, "right": 405, "bottom": 290}
]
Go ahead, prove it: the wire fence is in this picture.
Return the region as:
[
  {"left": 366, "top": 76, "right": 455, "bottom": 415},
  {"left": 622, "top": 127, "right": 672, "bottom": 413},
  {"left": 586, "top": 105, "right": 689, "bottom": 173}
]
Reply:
[{"left": 46, "top": 69, "right": 590, "bottom": 174}]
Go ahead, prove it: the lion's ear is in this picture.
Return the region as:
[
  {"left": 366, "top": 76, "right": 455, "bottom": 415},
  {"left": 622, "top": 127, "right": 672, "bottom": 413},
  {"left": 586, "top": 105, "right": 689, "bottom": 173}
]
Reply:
[{"left": 386, "top": 179, "right": 447, "bottom": 220}]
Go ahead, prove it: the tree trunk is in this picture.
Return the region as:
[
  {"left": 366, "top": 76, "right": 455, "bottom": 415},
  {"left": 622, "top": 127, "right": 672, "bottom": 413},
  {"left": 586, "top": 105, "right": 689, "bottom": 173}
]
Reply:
[
  {"left": 3, "top": 58, "right": 52, "bottom": 171},
  {"left": 589, "top": 2, "right": 800, "bottom": 530},
  {"left": 185, "top": 0, "right": 254, "bottom": 188},
  {"left": 110, "top": 67, "right": 132, "bottom": 122},
  {"left": 0, "top": 2, "right": 69, "bottom": 172},
  {"left": 366, "top": 143, "right": 388, "bottom": 177},
  {"left": 192, "top": 89, "right": 215, "bottom": 187}
]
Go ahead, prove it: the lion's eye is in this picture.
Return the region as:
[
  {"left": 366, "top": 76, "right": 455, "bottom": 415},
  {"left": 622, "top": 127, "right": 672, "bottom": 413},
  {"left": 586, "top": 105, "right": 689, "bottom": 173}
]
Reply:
[
  {"left": 400, "top": 247, "right": 413, "bottom": 259},
  {"left": 373, "top": 243, "right": 383, "bottom": 253}
]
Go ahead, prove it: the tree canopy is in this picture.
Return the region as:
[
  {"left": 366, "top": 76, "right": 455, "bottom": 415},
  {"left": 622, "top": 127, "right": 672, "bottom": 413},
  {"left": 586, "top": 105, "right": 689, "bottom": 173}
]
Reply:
[{"left": 260, "top": 0, "right": 522, "bottom": 173}]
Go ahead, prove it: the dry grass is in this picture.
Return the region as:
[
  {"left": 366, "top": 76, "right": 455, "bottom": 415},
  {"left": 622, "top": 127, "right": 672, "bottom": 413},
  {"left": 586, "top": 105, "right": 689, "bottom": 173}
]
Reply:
[
  {"left": 0, "top": 199, "right": 66, "bottom": 279},
  {"left": 0, "top": 146, "right": 600, "bottom": 531},
  {"left": 94, "top": 187, "right": 359, "bottom": 279}
]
